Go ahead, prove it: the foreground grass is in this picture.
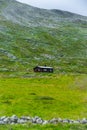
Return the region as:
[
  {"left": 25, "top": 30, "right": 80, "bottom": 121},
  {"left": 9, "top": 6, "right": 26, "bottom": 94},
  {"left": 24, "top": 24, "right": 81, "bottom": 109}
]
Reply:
[
  {"left": 0, "top": 124, "right": 87, "bottom": 130},
  {"left": 0, "top": 74, "right": 87, "bottom": 120}
]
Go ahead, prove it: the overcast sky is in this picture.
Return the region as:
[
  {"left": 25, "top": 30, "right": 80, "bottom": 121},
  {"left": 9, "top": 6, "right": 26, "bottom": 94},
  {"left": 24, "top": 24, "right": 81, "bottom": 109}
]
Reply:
[{"left": 17, "top": 0, "right": 87, "bottom": 16}]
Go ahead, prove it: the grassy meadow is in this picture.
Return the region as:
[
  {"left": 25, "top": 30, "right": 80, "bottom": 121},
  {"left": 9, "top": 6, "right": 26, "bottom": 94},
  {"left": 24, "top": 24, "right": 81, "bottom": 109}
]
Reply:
[{"left": 0, "top": 74, "right": 87, "bottom": 120}]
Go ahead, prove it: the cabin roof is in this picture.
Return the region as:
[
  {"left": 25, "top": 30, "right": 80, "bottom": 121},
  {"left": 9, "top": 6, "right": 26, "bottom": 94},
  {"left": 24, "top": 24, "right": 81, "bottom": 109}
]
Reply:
[{"left": 35, "top": 66, "right": 53, "bottom": 69}]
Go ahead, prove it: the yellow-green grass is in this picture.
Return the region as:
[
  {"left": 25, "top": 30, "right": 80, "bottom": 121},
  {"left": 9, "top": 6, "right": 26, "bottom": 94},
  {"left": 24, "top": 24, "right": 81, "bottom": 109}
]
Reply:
[
  {"left": 1, "top": 124, "right": 87, "bottom": 130},
  {"left": 0, "top": 74, "right": 87, "bottom": 119}
]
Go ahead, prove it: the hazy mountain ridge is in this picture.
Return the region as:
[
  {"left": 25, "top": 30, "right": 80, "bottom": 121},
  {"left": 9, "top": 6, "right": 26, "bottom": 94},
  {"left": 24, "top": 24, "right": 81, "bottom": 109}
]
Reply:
[
  {"left": 0, "top": 0, "right": 87, "bottom": 75},
  {"left": 0, "top": 0, "right": 87, "bottom": 27}
]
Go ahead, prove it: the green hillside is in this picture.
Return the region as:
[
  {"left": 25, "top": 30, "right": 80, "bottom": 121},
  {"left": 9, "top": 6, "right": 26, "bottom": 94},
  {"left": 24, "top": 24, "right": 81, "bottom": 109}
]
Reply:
[{"left": 0, "top": 0, "right": 87, "bottom": 76}]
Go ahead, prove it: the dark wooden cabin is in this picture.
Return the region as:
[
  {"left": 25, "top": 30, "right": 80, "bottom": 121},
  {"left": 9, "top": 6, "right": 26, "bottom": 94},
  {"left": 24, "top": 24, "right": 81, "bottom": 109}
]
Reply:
[{"left": 33, "top": 66, "right": 53, "bottom": 73}]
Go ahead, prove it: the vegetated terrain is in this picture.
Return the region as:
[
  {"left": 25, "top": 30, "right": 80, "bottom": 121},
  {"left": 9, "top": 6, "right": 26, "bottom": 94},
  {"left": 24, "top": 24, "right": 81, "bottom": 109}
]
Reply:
[
  {"left": 0, "top": 123, "right": 87, "bottom": 130},
  {"left": 0, "top": 0, "right": 87, "bottom": 76},
  {"left": 0, "top": 74, "right": 87, "bottom": 119},
  {"left": 0, "top": 74, "right": 87, "bottom": 130},
  {"left": 0, "top": 0, "right": 87, "bottom": 129}
]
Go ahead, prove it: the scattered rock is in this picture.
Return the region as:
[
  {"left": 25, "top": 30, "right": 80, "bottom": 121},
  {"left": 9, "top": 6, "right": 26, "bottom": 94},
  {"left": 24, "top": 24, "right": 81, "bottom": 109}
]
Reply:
[
  {"left": 49, "top": 118, "right": 58, "bottom": 124},
  {"left": 0, "top": 116, "right": 6, "bottom": 121},
  {"left": 36, "top": 118, "right": 43, "bottom": 124},
  {"left": 0, "top": 115, "right": 87, "bottom": 125},
  {"left": 10, "top": 115, "right": 18, "bottom": 123},
  {"left": 42, "top": 120, "right": 48, "bottom": 125},
  {"left": 73, "top": 120, "right": 80, "bottom": 124},
  {"left": 0, "top": 121, "right": 5, "bottom": 125},
  {"left": 63, "top": 119, "right": 69, "bottom": 123},
  {"left": 81, "top": 118, "right": 87, "bottom": 124},
  {"left": 17, "top": 119, "right": 27, "bottom": 124},
  {"left": 3, "top": 117, "right": 10, "bottom": 124}
]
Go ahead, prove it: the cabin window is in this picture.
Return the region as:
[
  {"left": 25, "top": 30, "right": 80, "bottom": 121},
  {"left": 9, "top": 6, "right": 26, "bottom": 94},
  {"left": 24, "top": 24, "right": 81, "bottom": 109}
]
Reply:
[
  {"left": 38, "top": 69, "right": 40, "bottom": 71},
  {"left": 43, "top": 69, "right": 47, "bottom": 71},
  {"left": 50, "top": 69, "right": 52, "bottom": 72}
]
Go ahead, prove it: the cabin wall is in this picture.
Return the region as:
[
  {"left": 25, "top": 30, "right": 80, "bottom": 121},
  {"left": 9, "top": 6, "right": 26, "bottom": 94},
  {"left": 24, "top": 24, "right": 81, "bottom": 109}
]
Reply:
[{"left": 34, "top": 67, "right": 53, "bottom": 72}]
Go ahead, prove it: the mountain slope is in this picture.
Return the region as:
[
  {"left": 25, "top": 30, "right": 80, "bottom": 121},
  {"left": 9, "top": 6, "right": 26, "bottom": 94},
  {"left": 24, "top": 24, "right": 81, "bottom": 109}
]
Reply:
[
  {"left": 0, "top": 0, "right": 87, "bottom": 76},
  {"left": 0, "top": 0, "right": 87, "bottom": 27}
]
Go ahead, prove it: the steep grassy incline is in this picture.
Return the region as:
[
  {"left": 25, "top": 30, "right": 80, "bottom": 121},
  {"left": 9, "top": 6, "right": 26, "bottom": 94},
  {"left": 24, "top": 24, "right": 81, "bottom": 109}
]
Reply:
[{"left": 0, "top": 0, "right": 87, "bottom": 76}]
